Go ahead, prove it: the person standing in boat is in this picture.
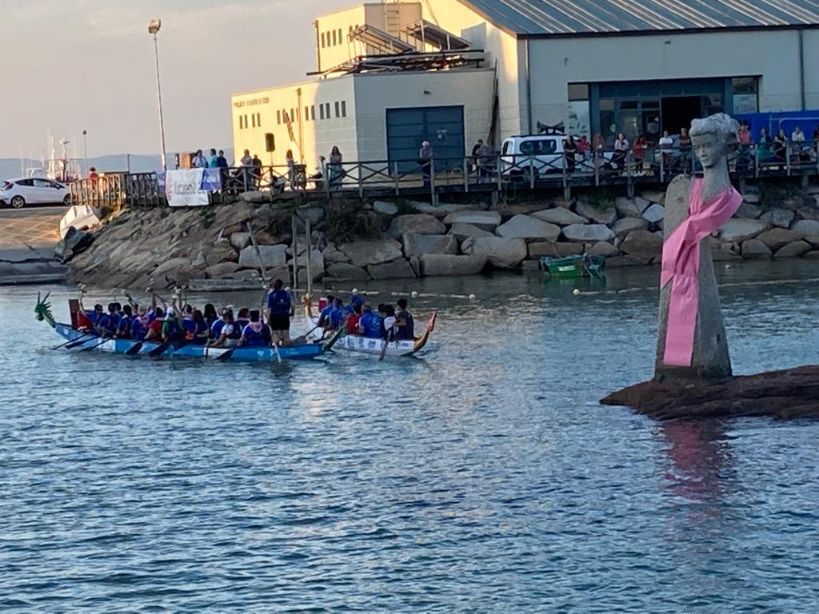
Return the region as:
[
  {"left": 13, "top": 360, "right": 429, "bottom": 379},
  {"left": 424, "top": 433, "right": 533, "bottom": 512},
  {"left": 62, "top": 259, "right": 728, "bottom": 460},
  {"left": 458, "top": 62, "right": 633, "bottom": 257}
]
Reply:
[
  {"left": 237, "top": 310, "right": 272, "bottom": 347},
  {"left": 395, "top": 298, "right": 415, "bottom": 341},
  {"left": 265, "top": 279, "right": 292, "bottom": 346}
]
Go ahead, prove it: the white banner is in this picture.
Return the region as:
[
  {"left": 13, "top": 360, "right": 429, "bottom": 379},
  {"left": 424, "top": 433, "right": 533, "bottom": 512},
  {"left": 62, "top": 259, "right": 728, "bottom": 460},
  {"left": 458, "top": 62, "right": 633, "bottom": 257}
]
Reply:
[{"left": 165, "top": 169, "right": 215, "bottom": 207}]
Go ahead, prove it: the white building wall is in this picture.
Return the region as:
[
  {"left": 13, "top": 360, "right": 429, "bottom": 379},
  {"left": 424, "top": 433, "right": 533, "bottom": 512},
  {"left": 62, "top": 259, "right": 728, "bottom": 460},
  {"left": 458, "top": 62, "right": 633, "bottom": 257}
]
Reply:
[
  {"left": 352, "top": 69, "right": 495, "bottom": 161},
  {"left": 527, "top": 30, "right": 808, "bottom": 129},
  {"left": 424, "top": 0, "right": 526, "bottom": 139}
]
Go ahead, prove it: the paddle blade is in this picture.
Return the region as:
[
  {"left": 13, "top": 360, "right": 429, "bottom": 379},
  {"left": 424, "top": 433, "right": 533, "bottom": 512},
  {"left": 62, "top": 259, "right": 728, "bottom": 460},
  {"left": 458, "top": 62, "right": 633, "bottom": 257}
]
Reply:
[
  {"left": 216, "top": 349, "right": 235, "bottom": 361},
  {"left": 125, "top": 342, "right": 144, "bottom": 355},
  {"left": 148, "top": 342, "right": 170, "bottom": 357}
]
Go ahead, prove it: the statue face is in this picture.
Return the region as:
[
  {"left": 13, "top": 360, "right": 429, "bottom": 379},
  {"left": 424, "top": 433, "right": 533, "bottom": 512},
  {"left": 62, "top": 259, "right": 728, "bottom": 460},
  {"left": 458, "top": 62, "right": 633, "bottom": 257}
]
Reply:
[{"left": 692, "top": 133, "right": 727, "bottom": 169}]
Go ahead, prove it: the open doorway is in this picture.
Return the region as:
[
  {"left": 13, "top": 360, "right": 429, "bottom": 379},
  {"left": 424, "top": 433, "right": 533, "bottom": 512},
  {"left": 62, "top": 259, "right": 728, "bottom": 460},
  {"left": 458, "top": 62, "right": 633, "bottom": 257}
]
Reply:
[{"left": 661, "top": 96, "right": 702, "bottom": 134}]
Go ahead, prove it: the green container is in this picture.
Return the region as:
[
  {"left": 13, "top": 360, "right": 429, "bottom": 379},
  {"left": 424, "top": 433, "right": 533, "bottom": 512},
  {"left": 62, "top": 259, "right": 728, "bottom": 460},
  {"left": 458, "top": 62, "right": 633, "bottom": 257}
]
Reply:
[{"left": 539, "top": 255, "right": 606, "bottom": 279}]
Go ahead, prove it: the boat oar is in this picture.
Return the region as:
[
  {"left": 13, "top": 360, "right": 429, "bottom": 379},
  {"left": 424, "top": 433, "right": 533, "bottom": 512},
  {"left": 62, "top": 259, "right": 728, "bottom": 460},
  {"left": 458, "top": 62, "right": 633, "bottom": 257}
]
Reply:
[
  {"left": 64, "top": 334, "right": 101, "bottom": 350},
  {"left": 272, "top": 340, "right": 282, "bottom": 364},
  {"left": 125, "top": 342, "right": 144, "bottom": 355},
  {"left": 216, "top": 348, "right": 236, "bottom": 361},
  {"left": 148, "top": 341, "right": 171, "bottom": 356},
  {"left": 54, "top": 332, "right": 94, "bottom": 350},
  {"left": 80, "top": 337, "right": 112, "bottom": 352},
  {"left": 291, "top": 324, "right": 320, "bottom": 346}
]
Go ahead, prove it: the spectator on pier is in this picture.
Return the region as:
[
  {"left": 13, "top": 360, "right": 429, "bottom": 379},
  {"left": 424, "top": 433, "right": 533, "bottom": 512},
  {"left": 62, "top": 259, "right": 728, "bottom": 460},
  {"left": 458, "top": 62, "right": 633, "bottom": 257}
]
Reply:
[
  {"left": 577, "top": 135, "right": 589, "bottom": 161},
  {"left": 791, "top": 126, "right": 805, "bottom": 144},
  {"left": 813, "top": 125, "right": 819, "bottom": 155},
  {"left": 659, "top": 130, "right": 674, "bottom": 170},
  {"left": 208, "top": 148, "right": 218, "bottom": 168},
  {"left": 632, "top": 134, "right": 647, "bottom": 168},
  {"left": 328, "top": 146, "right": 343, "bottom": 190},
  {"left": 88, "top": 167, "right": 99, "bottom": 183},
  {"left": 192, "top": 149, "right": 208, "bottom": 168},
  {"left": 471, "top": 139, "right": 483, "bottom": 173},
  {"left": 564, "top": 135, "right": 578, "bottom": 174},
  {"left": 678, "top": 127, "right": 692, "bottom": 170},
  {"left": 239, "top": 149, "right": 252, "bottom": 166},
  {"left": 216, "top": 150, "right": 228, "bottom": 169},
  {"left": 774, "top": 129, "right": 788, "bottom": 161},
  {"left": 612, "top": 133, "right": 629, "bottom": 170},
  {"left": 757, "top": 127, "right": 772, "bottom": 163},
  {"left": 251, "top": 154, "right": 262, "bottom": 188},
  {"left": 285, "top": 149, "right": 296, "bottom": 188},
  {"left": 739, "top": 123, "right": 752, "bottom": 145}
]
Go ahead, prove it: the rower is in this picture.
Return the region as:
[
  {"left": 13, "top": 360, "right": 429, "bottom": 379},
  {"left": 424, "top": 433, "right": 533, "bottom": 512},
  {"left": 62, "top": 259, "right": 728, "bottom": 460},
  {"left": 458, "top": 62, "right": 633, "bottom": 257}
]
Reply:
[
  {"left": 317, "top": 295, "right": 335, "bottom": 329},
  {"left": 266, "top": 279, "right": 292, "bottom": 346},
  {"left": 210, "top": 308, "right": 228, "bottom": 340},
  {"left": 208, "top": 309, "right": 237, "bottom": 348},
  {"left": 328, "top": 297, "right": 346, "bottom": 330},
  {"left": 382, "top": 304, "right": 397, "bottom": 343},
  {"left": 345, "top": 303, "right": 362, "bottom": 335},
  {"left": 116, "top": 304, "right": 134, "bottom": 339},
  {"left": 144, "top": 307, "right": 165, "bottom": 341},
  {"left": 395, "top": 298, "right": 415, "bottom": 341},
  {"left": 358, "top": 304, "right": 383, "bottom": 339},
  {"left": 238, "top": 309, "right": 272, "bottom": 347},
  {"left": 96, "top": 303, "right": 120, "bottom": 337},
  {"left": 130, "top": 306, "right": 150, "bottom": 341},
  {"left": 187, "top": 309, "right": 209, "bottom": 345},
  {"left": 161, "top": 307, "right": 184, "bottom": 343}
]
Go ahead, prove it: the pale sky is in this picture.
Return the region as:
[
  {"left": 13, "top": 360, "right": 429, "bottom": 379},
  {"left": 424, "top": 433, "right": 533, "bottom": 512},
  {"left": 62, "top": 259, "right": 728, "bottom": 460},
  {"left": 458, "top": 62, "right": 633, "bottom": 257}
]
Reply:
[{"left": 0, "top": 0, "right": 354, "bottom": 158}]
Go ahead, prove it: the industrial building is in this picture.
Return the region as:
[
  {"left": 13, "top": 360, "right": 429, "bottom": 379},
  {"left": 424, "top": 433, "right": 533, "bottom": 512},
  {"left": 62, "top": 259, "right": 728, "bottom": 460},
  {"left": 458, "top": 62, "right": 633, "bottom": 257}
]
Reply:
[{"left": 231, "top": 0, "right": 819, "bottom": 170}]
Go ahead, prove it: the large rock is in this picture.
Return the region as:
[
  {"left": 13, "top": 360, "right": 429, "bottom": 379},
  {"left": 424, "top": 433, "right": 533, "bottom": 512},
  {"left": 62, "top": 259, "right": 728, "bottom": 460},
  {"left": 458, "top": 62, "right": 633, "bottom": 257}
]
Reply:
[
  {"left": 757, "top": 228, "right": 802, "bottom": 252},
  {"left": 204, "top": 240, "right": 238, "bottom": 266},
  {"left": 735, "top": 203, "right": 763, "bottom": 219},
  {"left": 587, "top": 241, "right": 619, "bottom": 257},
  {"left": 641, "top": 203, "right": 665, "bottom": 224},
  {"left": 612, "top": 217, "right": 648, "bottom": 238},
  {"left": 205, "top": 262, "right": 241, "bottom": 278},
  {"left": 640, "top": 191, "right": 665, "bottom": 205},
  {"left": 443, "top": 210, "right": 501, "bottom": 229},
  {"left": 527, "top": 242, "right": 584, "bottom": 258},
  {"left": 615, "top": 197, "right": 644, "bottom": 218},
  {"left": 295, "top": 249, "right": 325, "bottom": 280},
  {"left": 322, "top": 244, "right": 350, "bottom": 263},
  {"left": 741, "top": 239, "right": 772, "bottom": 258},
  {"left": 792, "top": 220, "right": 819, "bottom": 245},
  {"left": 152, "top": 257, "right": 190, "bottom": 278},
  {"left": 54, "top": 227, "right": 94, "bottom": 262},
  {"left": 797, "top": 207, "right": 819, "bottom": 221},
  {"left": 575, "top": 202, "right": 617, "bottom": 225},
  {"left": 420, "top": 254, "right": 487, "bottom": 276},
  {"left": 340, "top": 239, "right": 403, "bottom": 267},
  {"left": 760, "top": 208, "right": 795, "bottom": 229},
  {"left": 229, "top": 232, "right": 251, "bottom": 250},
  {"left": 774, "top": 240, "right": 812, "bottom": 259},
  {"left": 373, "top": 200, "right": 398, "bottom": 216},
  {"left": 402, "top": 232, "right": 458, "bottom": 257},
  {"left": 448, "top": 223, "right": 494, "bottom": 238},
  {"left": 743, "top": 193, "right": 761, "bottom": 204},
  {"left": 367, "top": 258, "right": 417, "bottom": 280},
  {"left": 461, "top": 236, "right": 527, "bottom": 268},
  {"left": 326, "top": 262, "right": 369, "bottom": 280},
  {"left": 496, "top": 214, "right": 561, "bottom": 242},
  {"left": 620, "top": 230, "right": 663, "bottom": 259},
  {"left": 719, "top": 219, "right": 767, "bottom": 243},
  {"left": 532, "top": 208, "right": 588, "bottom": 226},
  {"left": 388, "top": 213, "right": 445, "bottom": 238},
  {"left": 562, "top": 223, "right": 615, "bottom": 243},
  {"left": 238, "top": 244, "right": 287, "bottom": 269}
]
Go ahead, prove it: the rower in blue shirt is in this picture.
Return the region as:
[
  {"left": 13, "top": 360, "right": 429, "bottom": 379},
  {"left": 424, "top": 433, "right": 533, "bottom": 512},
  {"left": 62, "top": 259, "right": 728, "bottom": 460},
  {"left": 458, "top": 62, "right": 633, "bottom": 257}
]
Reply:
[
  {"left": 358, "top": 304, "right": 384, "bottom": 339},
  {"left": 97, "top": 302, "right": 120, "bottom": 337},
  {"left": 328, "top": 297, "right": 346, "bottom": 330},
  {"left": 238, "top": 310, "right": 272, "bottom": 347},
  {"left": 317, "top": 295, "right": 335, "bottom": 329},
  {"left": 116, "top": 305, "right": 134, "bottom": 338}
]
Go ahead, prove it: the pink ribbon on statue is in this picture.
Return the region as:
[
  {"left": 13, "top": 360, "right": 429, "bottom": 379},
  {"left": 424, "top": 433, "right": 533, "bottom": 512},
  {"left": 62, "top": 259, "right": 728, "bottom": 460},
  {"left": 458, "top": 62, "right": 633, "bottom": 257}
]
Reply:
[{"left": 661, "top": 178, "right": 742, "bottom": 367}]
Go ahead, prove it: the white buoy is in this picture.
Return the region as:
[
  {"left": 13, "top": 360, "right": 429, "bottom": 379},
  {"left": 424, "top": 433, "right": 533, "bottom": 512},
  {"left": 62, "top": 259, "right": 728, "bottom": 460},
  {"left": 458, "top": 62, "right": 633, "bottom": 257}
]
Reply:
[
  {"left": 411, "top": 290, "right": 418, "bottom": 298},
  {"left": 468, "top": 293, "right": 476, "bottom": 301},
  {"left": 573, "top": 288, "right": 581, "bottom": 296},
  {"left": 352, "top": 288, "right": 359, "bottom": 294}
]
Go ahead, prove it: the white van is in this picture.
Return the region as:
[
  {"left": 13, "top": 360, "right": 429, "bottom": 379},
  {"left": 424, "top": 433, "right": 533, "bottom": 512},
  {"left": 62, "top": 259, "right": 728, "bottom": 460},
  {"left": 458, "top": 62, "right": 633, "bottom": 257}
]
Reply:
[{"left": 499, "top": 134, "right": 567, "bottom": 180}]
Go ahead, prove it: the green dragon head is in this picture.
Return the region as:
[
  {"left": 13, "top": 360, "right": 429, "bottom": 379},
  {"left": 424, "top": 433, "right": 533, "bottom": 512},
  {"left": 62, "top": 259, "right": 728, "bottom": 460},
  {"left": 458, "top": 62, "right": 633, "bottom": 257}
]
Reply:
[{"left": 34, "top": 292, "right": 57, "bottom": 328}]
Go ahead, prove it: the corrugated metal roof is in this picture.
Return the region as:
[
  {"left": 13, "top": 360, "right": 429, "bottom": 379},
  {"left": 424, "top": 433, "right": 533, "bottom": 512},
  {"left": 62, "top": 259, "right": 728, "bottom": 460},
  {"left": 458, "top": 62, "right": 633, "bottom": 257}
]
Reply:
[{"left": 461, "top": 0, "right": 819, "bottom": 36}]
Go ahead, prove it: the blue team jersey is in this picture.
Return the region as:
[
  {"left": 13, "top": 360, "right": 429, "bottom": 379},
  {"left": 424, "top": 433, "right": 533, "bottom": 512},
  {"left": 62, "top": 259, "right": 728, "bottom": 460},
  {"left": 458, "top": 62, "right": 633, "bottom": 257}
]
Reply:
[
  {"left": 116, "top": 315, "right": 132, "bottom": 338},
  {"left": 211, "top": 318, "right": 226, "bottom": 338},
  {"left": 267, "top": 289, "right": 291, "bottom": 315},
  {"left": 360, "top": 312, "right": 384, "bottom": 339},
  {"left": 242, "top": 323, "right": 270, "bottom": 347},
  {"left": 318, "top": 304, "right": 334, "bottom": 326},
  {"left": 329, "top": 307, "right": 347, "bottom": 329},
  {"left": 130, "top": 318, "right": 146, "bottom": 340},
  {"left": 83, "top": 310, "right": 100, "bottom": 325}
]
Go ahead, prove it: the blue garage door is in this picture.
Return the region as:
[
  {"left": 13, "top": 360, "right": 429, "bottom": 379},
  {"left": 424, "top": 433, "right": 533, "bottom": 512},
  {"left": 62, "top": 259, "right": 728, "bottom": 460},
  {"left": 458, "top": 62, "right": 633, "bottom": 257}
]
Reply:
[{"left": 386, "top": 106, "right": 465, "bottom": 172}]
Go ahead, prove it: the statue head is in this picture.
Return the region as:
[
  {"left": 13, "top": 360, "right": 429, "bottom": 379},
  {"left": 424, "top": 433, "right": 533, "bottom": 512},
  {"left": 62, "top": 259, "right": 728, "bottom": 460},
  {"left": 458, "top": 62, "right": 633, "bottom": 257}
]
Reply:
[{"left": 689, "top": 113, "right": 739, "bottom": 169}]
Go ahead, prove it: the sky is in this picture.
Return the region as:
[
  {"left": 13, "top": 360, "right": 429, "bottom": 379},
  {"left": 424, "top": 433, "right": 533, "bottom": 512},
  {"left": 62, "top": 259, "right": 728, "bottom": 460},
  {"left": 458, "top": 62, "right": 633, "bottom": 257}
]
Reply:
[{"left": 0, "top": 0, "right": 354, "bottom": 159}]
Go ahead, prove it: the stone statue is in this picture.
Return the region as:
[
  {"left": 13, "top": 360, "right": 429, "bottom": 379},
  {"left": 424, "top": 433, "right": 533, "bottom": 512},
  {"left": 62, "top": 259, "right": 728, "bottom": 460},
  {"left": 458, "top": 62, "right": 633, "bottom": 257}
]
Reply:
[{"left": 655, "top": 113, "right": 743, "bottom": 380}]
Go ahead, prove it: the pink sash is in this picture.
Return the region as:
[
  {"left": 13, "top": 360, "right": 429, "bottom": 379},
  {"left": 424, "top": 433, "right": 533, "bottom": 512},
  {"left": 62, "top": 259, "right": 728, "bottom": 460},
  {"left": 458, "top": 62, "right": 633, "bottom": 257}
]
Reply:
[{"left": 661, "top": 179, "right": 742, "bottom": 367}]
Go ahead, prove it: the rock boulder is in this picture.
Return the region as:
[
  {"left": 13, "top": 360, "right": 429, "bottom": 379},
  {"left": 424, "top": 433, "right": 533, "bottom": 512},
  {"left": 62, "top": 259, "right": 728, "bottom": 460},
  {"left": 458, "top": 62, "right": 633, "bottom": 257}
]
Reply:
[
  {"left": 792, "top": 220, "right": 819, "bottom": 245},
  {"left": 719, "top": 219, "right": 767, "bottom": 243},
  {"left": 527, "top": 242, "right": 584, "bottom": 258},
  {"left": 448, "top": 223, "right": 494, "bottom": 238},
  {"left": 238, "top": 244, "right": 288, "bottom": 269},
  {"left": 641, "top": 203, "right": 665, "bottom": 224},
  {"left": 326, "top": 262, "right": 369, "bottom": 280},
  {"left": 575, "top": 202, "right": 617, "bottom": 225},
  {"left": 402, "top": 232, "right": 458, "bottom": 257},
  {"left": 420, "top": 254, "right": 487, "bottom": 276},
  {"left": 620, "top": 230, "right": 663, "bottom": 259},
  {"left": 741, "top": 239, "right": 772, "bottom": 258},
  {"left": 443, "top": 210, "right": 501, "bottom": 229},
  {"left": 532, "top": 208, "right": 588, "bottom": 226},
  {"left": 367, "top": 258, "right": 417, "bottom": 279},
  {"left": 461, "top": 236, "right": 527, "bottom": 268},
  {"left": 774, "top": 240, "right": 812, "bottom": 259},
  {"left": 340, "top": 239, "right": 403, "bottom": 267},
  {"left": 388, "top": 214, "right": 445, "bottom": 238},
  {"left": 760, "top": 208, "right": 795, "bottom": 229},
  {"left": 612, "top": 217, "right": 648, "bottom": 238},
  {"left": 615, "top": 197, "right": 644, "bottom": 218},
  {"left": 496, "top": 214, "right": 561, "bottom": 242},
  {"left": 373, "top": 201, "right": 398, "bottom": 216},
  {"left": 587, "top": 241, "right": 619, "bottom": 257},
  {"left": 757, "top": 228, "right": 802, "bottom": 252},
  {"left": 562, "top": 224, "right": 615, "bottom": 243}
]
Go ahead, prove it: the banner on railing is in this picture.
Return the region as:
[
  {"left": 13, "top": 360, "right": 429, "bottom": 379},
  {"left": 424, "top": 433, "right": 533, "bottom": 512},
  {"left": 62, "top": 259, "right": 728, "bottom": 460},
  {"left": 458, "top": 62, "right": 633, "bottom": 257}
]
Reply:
[{"left": 165, "top": 168, "right": 221, "bottom": 207}]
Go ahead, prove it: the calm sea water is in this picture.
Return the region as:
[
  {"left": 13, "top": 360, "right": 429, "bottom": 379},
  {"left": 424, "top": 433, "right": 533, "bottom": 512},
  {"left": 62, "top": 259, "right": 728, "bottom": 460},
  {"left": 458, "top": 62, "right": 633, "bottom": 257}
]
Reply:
[{"left": 1, "top": 262, "right": 818, "bottom": 612}]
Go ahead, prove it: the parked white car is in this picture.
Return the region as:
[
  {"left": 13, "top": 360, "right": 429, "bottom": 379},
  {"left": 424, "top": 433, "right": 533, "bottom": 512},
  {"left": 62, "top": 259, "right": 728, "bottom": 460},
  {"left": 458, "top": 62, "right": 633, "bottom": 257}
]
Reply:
[
  {"left": 0, "top": 177, "right": 71, "bottom": 208},
  {"left": 500, "top": 135, "right": 567, "bottom": 180}
]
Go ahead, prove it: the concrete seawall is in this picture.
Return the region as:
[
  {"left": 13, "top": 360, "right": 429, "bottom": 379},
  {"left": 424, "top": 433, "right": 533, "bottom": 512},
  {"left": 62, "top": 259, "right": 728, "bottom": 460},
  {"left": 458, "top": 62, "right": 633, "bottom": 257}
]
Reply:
[{"left": 0, "top": 206, "right": 67, "bottom": 285}]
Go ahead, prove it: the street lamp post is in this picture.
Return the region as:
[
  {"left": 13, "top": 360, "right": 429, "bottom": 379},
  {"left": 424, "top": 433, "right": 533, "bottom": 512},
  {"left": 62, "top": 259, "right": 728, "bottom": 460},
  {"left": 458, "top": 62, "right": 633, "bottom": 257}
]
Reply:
[
  {"left": 82, "top": 129, "right": 88, "bottom": 176},
  {"left": 148, "top": 18, "right": 167, "bottom": 171}
]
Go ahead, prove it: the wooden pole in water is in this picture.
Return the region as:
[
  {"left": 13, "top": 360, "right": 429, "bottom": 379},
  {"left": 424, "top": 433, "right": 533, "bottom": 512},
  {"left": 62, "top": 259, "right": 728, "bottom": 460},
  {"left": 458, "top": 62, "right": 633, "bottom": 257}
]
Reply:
[
  {"left": 305, "top": 215, "right": 312, "bottom": 297},
  {"left": 291, "top": 214, "right": 299, "bottom": 292}
]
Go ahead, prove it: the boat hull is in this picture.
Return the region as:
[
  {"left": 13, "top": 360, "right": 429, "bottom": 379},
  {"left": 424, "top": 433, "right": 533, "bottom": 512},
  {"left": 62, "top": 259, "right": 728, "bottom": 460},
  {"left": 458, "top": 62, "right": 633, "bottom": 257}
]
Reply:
[{"left": 54, "top": 323, "right": 325, "bottom": 362}]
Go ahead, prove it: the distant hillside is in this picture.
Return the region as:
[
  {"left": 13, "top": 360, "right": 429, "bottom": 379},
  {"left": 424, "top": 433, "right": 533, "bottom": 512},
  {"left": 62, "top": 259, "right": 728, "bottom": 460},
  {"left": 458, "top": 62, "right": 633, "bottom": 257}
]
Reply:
[{"left": 0, "top": 149, "right": 234, "bottom": 180}]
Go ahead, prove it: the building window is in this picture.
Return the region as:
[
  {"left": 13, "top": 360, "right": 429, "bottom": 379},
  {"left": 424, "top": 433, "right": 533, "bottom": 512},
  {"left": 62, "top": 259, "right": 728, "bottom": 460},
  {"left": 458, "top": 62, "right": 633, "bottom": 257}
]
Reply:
[
  {"left": 332, "top": 30, "right": 337, "bottom": 46},
  {"left": 251, "top": 114, "right": 255, "bottom": 128},
  {"left": 732, "top": 77, "right": 759, "bottom": 114},
  {"left": 256, "top": 112, "right": 261, "bottom": 127},
  {"left": 341, "top": 100, "right": 347, "bottom": 117},
  {"left": 319, "top": 104, "right": 324, "bottom": 120},
  {"left": 338, "top": 28, "right": 343, "bottom": 44},
  {"left": 335, "top": 101, "right": 340, "bottom": 118},
  {"left": 321, "top": 32, "right": 325, "bottom": 48},
  {"left": 311, "top": 105, "right": 315, "bottom": 121},
  {"left": 304, "top": 106, "right": 309, "bottom": 121},
  {"left": 568, "top": 83, "right": 589, "bottom": 101},
  {"left": 276, "top": 110, "right": 281, "bottom": 125},
  {"left": 291, "top": 108, "right": 296, "bottom": 122}
]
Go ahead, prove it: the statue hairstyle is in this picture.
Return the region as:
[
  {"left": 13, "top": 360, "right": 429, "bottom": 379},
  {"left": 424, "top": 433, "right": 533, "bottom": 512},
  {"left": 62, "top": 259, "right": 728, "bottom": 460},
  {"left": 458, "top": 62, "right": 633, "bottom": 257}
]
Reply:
[{"left": 689, "top": 113, "right": 740, "bottom": 152}]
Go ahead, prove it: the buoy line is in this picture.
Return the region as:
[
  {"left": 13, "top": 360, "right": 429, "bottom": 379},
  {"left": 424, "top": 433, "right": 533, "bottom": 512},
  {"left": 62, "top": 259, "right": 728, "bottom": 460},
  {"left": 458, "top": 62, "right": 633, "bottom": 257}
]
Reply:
[{"left": 573, "top": 276, "right": 819, "bottom": 297}]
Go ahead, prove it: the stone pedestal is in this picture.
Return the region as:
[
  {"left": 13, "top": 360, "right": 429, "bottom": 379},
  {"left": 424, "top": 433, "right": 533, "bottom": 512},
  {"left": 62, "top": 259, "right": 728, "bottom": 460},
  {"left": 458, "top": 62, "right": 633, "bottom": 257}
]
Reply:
[{"left": 655, "top": 175, "right": 732, "bottom": 380}]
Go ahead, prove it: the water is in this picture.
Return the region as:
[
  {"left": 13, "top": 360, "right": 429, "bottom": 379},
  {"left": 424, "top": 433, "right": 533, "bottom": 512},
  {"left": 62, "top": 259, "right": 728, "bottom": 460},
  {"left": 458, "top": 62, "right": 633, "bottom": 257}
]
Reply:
[{"left": 2, "top": 262, "right": 818, "bottom": 611}]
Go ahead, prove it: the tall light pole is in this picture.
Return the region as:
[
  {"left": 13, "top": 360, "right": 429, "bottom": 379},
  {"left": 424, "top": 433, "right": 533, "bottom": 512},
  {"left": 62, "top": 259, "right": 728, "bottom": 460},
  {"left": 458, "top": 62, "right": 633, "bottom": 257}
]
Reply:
[
  {"left": 82, "top": 129, "right": 88, "bottom": 175},
  {"left": 148, "top": 18, "right": 167, "bottom": 171}
]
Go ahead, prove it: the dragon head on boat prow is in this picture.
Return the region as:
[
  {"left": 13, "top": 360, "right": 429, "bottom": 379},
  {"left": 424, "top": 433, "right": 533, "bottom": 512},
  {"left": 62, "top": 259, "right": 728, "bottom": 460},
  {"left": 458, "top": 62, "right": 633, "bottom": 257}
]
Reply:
[{"left": 34, "top": 292, "right": 57, "bottom": 328}]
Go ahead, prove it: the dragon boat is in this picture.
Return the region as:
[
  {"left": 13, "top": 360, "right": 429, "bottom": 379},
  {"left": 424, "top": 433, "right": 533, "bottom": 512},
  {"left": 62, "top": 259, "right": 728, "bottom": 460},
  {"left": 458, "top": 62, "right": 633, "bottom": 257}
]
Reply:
[
  {"left": 311, "top": 311, "right": 437, "bottom": 358},
  {"left": 35, "top": 293, "right": 342, "bottom": 362}
]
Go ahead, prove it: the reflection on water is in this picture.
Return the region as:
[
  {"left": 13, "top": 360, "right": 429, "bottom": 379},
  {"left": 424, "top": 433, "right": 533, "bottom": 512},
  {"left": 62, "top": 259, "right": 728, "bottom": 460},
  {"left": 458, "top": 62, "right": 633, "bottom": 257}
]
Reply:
[{"left": 0, "top": 260, "right": 818, "bottom": 611}]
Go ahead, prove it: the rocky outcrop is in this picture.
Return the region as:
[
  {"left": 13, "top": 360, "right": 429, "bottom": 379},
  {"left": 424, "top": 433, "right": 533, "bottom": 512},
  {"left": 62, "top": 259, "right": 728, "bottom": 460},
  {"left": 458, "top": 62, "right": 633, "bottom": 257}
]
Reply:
[
  {"left": 420, "top": 254, "right": 487, "bottom": 276},
  {"left": 719, "top": 219, "right": 767, "bottom": 243},
  {"left": 402, "top": 232, "right": 458, "bottom": 257},
  {"left": 238, "top": 244, "right": 287, "bottom": 269},
  {"left": 741, "top": 239, "right": 772, "bottom": 258},
  {"left": 620, "top": 230, "right": 662, "bottom": 260},
  {"left": 340, "top": 239, "right": 403, "bottom": 267},
  {"left": 774, "top": 240, "right": 812, "bottom": 259},
  {"left": 496, "top": 215, "right": 560, "bottom": 242},
  {"left": 448, "top": 223, "right": 494, "bottom": 238},
  {"left": 367, "top": 258, "right": 417, "bottom": 279},
  {"left": 562, "top": 224, "right": 615, "bottom": 243},
  {"left": 461, "top": 236, "right": 527, "bottom": 268},
  {"left": 793, "top": 220, "right": 819, "bottom": 244},
  {"left": 443, "top": 210, "right": 501, "bottom": 229},
  {"left": 575, "top": 202, "right": 617, "bottom": 225},
  {"left": 388, "top": 213, "right": 445, "bottom": 238},
  {"left": 757, "top": 228, "right": 802, "bottom": 252},
  {"left": 532, "top": 208, "right": 588, "bottom": 226},
  {"left": 612, "top": 217, "right": 648, "bottom": 238},
  {"left": 326, "top": 262, "right": 369, "bottom": 280}
]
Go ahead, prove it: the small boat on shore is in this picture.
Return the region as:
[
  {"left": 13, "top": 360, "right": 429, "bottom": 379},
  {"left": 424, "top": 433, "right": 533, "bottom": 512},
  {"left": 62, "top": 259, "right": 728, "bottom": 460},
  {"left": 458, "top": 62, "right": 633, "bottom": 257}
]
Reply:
[
  {"left": 35, "top": 294, "right": 341, "bottom": 363},
  {"left": 539, "top": 255, "right": 605, "bottom": 279}
]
